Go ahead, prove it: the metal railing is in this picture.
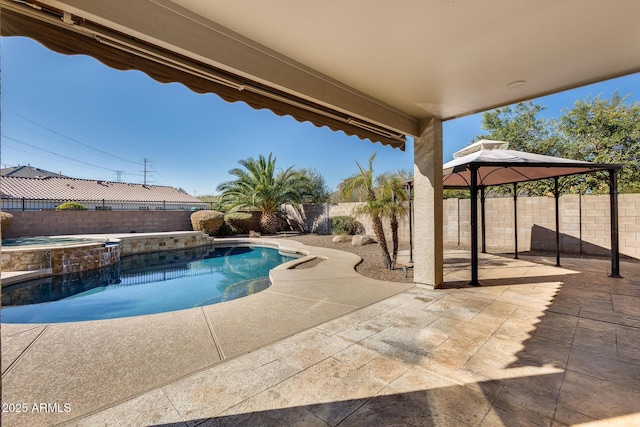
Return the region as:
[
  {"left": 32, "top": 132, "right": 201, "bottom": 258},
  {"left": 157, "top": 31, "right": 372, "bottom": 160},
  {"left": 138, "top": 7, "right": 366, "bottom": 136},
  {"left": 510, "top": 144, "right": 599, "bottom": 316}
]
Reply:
[{"left": 1, "top": 198, "right": 215, "bottom": 211}]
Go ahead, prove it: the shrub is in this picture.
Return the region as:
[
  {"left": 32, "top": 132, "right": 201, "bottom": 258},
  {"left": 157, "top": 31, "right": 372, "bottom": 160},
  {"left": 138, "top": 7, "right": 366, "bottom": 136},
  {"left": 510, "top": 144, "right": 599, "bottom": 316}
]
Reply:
[
  {"left": 224, "top": 212, "right": 253, "bottom": 234},
  {"left": 330, "top": 215, "right": 360, "bottom": 235},
  {"left": 55, "top": 201, "right": 88, "bottom": 211},
  {"left": 190, "top": 210, "right": 225, "bottom": 235},
  {"left": 1, "top": 211, "right": 13, "bottom": 234}
]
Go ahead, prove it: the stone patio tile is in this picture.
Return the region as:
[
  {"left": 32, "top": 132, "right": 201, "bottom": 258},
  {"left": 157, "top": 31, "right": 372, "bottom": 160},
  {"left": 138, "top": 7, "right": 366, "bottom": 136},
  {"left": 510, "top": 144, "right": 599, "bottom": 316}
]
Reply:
[
  {"left": 424, "top": 293, "right": 494, "bottom": 320},
  {"left": 572, "top": 318, "right": 618, "bottom": 355},
  {"left": 510, "top": 334, "right": 572, "bottom": 369},
  {"left": 493, "top": 372, "right": 564, "bottom": 419},
  {"left": 382, "top": 367, "right": 497, "bottom": 426},
  {"left": 206, "top": 399, "right": 328, "bottom": 427},
  {"left": 334, "top": 313, "right": 401, "bottom": 343},
  {"left": 312, "top": 301, "right": 400, "bottom": 336},
  {"left": 556, "top": 370, "right": 640, "bottom": 424},
  {"left": 481, "top": 404, "right": 556, "bottom": 427},
  {"left": 272, "top": 350, "right": 407, "bottom": 425},
  {"left": 339, "top": 391, "right": 461, "bottom": 427},
  {"left": 567, "top": 344, "right": 640, "bottom": 391},
  {"left": 529, "top": 311, "right": 579, "bottom": 344},
  {"left": 359, "top": 322, "right": 449, "bottom": 365},
  {"left": 216, "top": 388, "right": 328, "bottom": 427},
  {"left": 71, "top": 388, "right": 187, "bottom": 427},
  {"left": 457, "top": 284, "right": 509, "bottom": 300},
  {"left": 162, "top": 354, "right": 301, "bottom": 421},
  {"left": 494, "top": 286, "right": 559, "bottom": 310},
  {"left": 265, "top": 328, "right": 352, "bottom": 370},
  {"left": 611, "top": 293, "right": 640, "bottom": 317},
  {"left": 616, "top": 324, "right": 640, "bottom": 359}
]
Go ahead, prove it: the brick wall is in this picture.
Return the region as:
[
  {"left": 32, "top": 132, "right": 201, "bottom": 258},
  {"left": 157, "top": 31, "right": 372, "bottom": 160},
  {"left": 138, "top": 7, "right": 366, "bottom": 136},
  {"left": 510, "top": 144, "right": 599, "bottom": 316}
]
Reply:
[
  {"left": 443, "top": 194, "right": 640, "bottom": 259},
  {"left": 286, "top": 194, "right": 640, "bottom": 260},
  {"left": 3, "top": 211, "right": 194, "bottom": 239}
]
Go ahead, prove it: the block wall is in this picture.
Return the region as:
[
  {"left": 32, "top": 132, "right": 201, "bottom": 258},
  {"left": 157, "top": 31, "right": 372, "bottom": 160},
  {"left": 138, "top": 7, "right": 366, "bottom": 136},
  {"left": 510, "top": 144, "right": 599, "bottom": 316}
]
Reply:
[{"left": 3, "top": 211, "right": 194, "bottom": 239}]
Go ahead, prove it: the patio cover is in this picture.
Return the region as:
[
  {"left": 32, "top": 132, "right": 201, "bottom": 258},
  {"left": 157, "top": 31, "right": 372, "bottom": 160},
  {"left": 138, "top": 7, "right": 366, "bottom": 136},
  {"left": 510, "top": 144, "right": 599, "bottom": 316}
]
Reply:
[
  {"left": 0, "top": 3, "right": 407, "bottom": 149},
  {"left": 442, "top": 140, "right": 623, "bottom": 286}
]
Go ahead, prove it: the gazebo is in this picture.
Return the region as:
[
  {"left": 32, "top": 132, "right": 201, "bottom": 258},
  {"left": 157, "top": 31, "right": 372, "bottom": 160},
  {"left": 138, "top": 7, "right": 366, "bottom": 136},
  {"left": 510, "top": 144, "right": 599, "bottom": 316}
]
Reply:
[{"left": 442, "top": 140, "right": 623, "bottom": 286}]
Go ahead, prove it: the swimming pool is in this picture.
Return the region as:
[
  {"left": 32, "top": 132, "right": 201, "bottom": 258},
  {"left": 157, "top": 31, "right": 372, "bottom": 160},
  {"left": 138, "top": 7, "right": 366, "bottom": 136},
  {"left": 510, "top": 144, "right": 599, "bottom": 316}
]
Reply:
[
  {"left": 1, "top": 246, "right": 296, "bottom": 323},
  {"left": 1, "top": 236, "right": 99, "bottom": 247}
]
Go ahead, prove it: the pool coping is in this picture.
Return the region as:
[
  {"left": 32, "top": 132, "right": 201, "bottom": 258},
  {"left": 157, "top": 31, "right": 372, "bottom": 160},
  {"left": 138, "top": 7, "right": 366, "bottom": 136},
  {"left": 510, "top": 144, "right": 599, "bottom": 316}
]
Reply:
[{"left": 1, "top": 235, "right": 416, "bottom": 426}]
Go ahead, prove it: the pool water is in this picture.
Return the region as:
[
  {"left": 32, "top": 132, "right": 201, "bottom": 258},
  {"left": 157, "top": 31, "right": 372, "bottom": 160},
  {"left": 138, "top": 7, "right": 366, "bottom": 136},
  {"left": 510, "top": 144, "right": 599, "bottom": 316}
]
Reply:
[
  {"left": 2, "top": 236, "right": 97, "bottom": 247},
  {"left": 1, "top": 246, "right": 295, "bottom": 323}
]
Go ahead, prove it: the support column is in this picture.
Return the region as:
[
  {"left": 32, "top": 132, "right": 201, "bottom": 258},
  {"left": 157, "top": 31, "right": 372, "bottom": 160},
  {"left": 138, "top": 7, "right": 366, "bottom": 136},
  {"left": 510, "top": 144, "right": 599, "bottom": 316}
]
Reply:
[{"left": 413, "top": 117, "right": 444, "bottom": 288}]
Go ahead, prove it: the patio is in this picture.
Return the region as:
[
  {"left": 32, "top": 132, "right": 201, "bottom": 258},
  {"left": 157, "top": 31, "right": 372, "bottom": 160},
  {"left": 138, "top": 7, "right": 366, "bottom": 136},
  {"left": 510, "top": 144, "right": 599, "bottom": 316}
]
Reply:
[{"left": 3, "top": 246, "right": 639, "bottom": 426}]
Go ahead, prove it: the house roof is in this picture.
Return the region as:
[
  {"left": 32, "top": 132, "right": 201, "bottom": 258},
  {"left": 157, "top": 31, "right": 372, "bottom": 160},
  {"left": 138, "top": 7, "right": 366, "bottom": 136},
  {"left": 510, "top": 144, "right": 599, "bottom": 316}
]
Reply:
[
  {"left": 0, "top": 175, "right": 202, "bottom": 203},
  {"left": 1, "top": 165, "right": 67, "bottom": 178}
]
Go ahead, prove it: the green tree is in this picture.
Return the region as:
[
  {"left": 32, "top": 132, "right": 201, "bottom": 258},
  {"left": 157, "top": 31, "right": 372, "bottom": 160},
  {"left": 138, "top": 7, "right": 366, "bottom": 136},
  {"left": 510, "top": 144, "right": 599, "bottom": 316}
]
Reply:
[
  {"left": 475, "top": 101, "right": 563, "bottom": 196},
  {"left": 216, "top": 153, "right": 303, "bottom": 234},
  {"left": 560, "top": 92, "right": 640, "bottom": 194},
  {"left": 295, "top": 168, "right": 331, "bottom": 203}
]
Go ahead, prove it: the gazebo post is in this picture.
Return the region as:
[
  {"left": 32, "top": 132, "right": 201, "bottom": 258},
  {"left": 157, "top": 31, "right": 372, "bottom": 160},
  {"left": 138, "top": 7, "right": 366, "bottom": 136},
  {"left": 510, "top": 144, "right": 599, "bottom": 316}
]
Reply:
[
  {"left": 554, "top": 177, "right": 561, "bottom": 267},
  {"left": 480, "top": 186, "right": 487, "bottom": 253},
  {"left": 407, "top": 182, "right": 414, "bottom": 263},
  {"left": 470, "top": 165, "right": 480, "bottom": 286},
  {"left": 609, "top": 168, "right": 621, "bottom": 278},
  {"left": 513, "top": 183, "right": 519, "bottom": 259}
]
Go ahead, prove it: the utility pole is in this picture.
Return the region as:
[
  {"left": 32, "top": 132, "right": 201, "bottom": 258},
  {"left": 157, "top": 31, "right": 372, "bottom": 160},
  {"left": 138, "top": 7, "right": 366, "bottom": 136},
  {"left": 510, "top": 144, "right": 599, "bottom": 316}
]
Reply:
[
  {"left": 114, "top": 170, "right": 124, "bottom": 182},
  {"left": 141, "top": 158, "right": 154, "bottom": 185}
]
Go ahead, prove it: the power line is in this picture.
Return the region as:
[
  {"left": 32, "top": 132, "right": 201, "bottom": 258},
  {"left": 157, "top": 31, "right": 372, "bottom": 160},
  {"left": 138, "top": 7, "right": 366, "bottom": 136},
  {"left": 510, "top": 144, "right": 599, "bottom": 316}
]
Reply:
[
  {"left": 2, "top": 134, "right": 135, "bottom": 174},
  {"left": 150, "top": 164, "right": 173, "bottom": 187},
  {"left": 5, "top": 110, "right": 142, "bottom": 165}
]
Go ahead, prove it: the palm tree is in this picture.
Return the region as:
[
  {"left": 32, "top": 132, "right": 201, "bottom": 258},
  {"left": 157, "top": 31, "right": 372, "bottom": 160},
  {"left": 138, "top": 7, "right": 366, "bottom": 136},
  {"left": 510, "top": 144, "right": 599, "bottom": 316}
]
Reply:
[
  {"left": 376, "top": 172, "right": 408, "bottom": 268},
  {"left": 217, "top": 153, "right": 303, "bottom": 234},
  {"left": 339, "top": 153, "right": 393, "bottom": 269}
]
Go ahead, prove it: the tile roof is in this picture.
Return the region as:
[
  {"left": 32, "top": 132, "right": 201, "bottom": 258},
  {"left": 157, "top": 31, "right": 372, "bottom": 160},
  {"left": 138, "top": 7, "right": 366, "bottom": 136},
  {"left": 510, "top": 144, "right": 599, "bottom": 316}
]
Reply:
[
  {"left": 0, "top": 176, "right": 202, "bottom": 203},
  {"left": 1, "top": 165, "right": 67, "bottom": 178}
]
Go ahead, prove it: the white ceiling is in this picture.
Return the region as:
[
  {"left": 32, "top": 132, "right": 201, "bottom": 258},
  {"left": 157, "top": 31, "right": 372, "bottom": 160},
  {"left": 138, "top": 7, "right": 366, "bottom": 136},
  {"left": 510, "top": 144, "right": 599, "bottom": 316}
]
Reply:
[
  {"left": 168, "top": 0, "right": 640, "bottom": 121},
  {"left": 13, "top": 0, "right": 640, "bottom": 138}
]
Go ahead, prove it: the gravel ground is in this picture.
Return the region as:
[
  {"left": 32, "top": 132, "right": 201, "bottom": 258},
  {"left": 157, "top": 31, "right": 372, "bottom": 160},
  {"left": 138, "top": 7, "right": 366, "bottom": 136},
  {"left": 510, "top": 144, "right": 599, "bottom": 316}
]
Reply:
[{"left": 283, "top": 234, "right": 413, "bottom": 283}]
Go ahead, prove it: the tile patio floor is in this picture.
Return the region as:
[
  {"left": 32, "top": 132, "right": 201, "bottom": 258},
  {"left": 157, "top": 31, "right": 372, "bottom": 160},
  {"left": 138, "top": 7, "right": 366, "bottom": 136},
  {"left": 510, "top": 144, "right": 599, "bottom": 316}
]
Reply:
[{"left": 2, "top": 248, "right": 640, "bottom": 426}]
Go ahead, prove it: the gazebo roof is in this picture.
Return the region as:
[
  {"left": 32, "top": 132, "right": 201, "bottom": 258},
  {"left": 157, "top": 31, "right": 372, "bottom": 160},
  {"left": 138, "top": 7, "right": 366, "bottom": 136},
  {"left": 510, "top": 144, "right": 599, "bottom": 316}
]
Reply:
[{"left": 443, "top": 140, "right": 622, "bottom": 188}]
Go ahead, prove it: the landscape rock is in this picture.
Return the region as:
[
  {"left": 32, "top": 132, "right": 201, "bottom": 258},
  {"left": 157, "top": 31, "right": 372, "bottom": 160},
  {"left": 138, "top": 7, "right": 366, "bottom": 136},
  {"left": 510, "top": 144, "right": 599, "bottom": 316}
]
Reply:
[
  {"left": 249, "top": 230, "right": 261, "bottom": 238},
  {"left": 190, "top": 210, "right": 225, "bottom": 236},
  {"left": 351, "top": 235, "right": 374, "bottom": 246},
  {"left": 332, "top": 234, "right": 351, "bottom": 243}
]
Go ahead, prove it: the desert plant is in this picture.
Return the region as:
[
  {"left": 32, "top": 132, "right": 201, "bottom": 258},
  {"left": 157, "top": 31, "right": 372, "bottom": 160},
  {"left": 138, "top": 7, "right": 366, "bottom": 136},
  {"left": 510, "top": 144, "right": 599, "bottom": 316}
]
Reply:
[
  {"left": 224, "top": 212, "right": 254, "bottom": 234},
  {"left": 330, "top": 216, "right": 360, "bottom": 235},
  {"left": 55, "top": 201, "right": 88, "bottom": 211},
  {"left": 339, "top": 152, "right": 393, "bottom": 269},
  {"left": 190, "top": 210, "right": 225, "bottom": 235},
  {"left": 217, "top": 153, "right": 304, "bottom": 234},
  {"left": 1, "top": 211, "right": 14, "bottom": 235}
]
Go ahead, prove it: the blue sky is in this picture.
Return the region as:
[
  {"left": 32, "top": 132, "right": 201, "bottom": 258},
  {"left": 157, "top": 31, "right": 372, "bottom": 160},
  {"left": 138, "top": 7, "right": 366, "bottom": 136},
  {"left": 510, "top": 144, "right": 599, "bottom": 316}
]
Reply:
[{"left": 2, "top": 36, "right": 639, "bottom": 196}]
